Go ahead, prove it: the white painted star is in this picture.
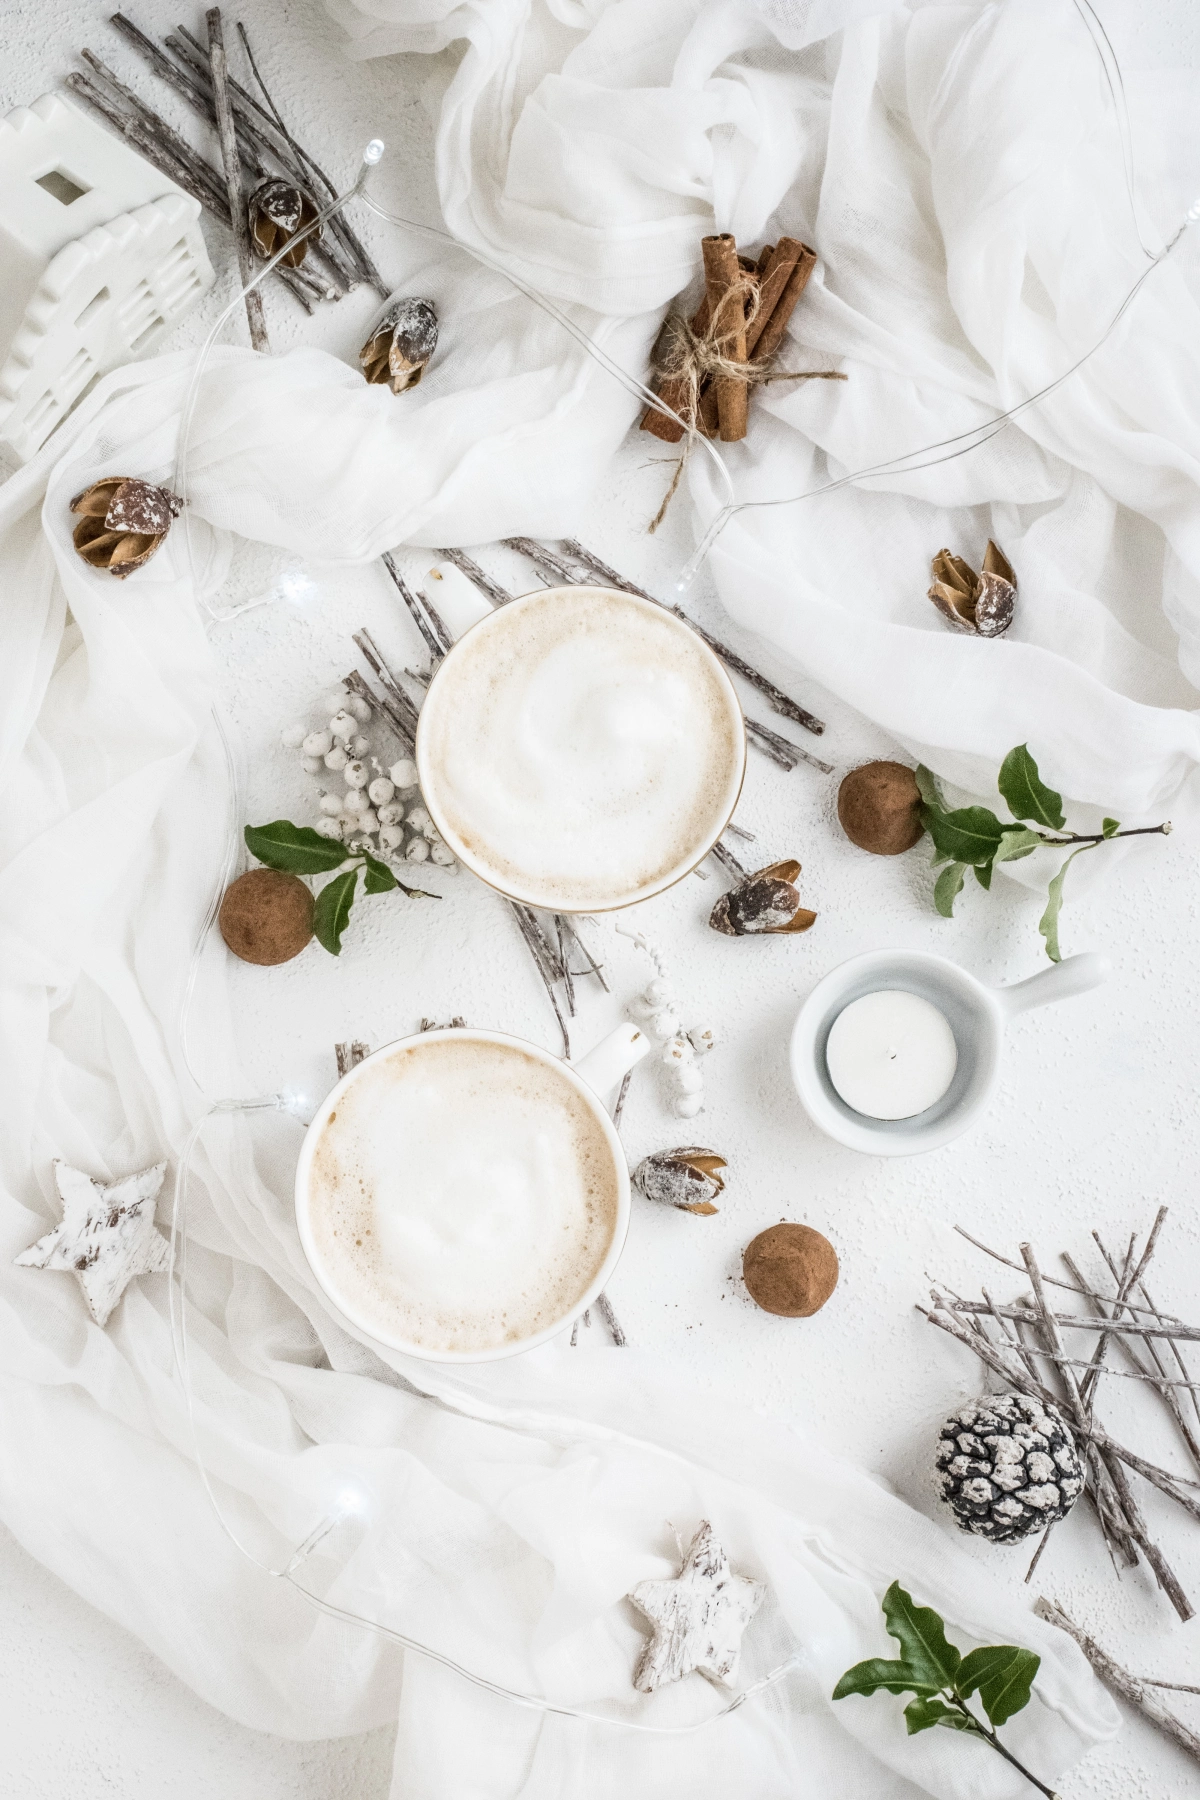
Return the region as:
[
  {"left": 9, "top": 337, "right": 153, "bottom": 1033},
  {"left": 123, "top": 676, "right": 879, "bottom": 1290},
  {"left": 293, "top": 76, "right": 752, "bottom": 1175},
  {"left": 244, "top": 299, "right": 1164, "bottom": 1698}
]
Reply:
[
  {"left": 629, "top": 1520, "right": 765, "bottom": 1692},
  {"left": 15, "top": 1161, "right": 171, "bottom": 1327}
]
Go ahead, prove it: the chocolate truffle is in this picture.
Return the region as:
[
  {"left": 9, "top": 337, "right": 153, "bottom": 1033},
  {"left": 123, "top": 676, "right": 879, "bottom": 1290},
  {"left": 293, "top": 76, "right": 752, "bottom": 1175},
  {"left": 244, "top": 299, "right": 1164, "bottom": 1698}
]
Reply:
[
  {"left": 219, "top": 868, "right": 314, "bottom": 965},
  {"left": 837, "top": 761, "right": 924, "bottom": 855},
  {"left": 743, "top": 1223, "right": 838, "bottom": 1317}
]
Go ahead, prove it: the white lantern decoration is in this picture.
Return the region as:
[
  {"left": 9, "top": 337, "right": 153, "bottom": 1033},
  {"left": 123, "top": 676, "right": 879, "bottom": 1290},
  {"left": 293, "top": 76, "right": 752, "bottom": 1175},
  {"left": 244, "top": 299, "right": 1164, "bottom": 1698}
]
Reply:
[{"left": 0, "top": 93, "right": 214, "bottom": 462}]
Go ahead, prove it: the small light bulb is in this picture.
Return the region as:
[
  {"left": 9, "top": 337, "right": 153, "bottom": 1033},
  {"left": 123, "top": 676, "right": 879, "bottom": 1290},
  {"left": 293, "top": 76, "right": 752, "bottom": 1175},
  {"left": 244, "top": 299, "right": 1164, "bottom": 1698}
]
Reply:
[
  {"left": 337, "top": 1483, "right": 368, "bottom": 1516},
  {"left": 362, "top": 139, "right": 385, "bottom": 166},
  {"left": 278, "top": 567, "right": 314, "bottom": 605}
]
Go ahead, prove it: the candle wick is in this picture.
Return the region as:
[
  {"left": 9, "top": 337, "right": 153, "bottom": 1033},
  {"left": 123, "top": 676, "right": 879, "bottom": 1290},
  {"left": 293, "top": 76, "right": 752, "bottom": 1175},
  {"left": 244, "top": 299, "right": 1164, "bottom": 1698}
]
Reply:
[{"left": 887, "top": 1047, "right": 898, "bottom": 1060}]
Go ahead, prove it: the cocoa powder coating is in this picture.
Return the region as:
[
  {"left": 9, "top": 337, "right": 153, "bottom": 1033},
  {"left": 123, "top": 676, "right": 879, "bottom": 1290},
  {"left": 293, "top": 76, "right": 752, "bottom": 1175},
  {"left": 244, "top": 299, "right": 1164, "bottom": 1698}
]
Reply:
[
  {"left": 219, "top": 868, "right": 314, "bottom": 965},
  {"left": 742, "top": 1222, "right": 839, "bottom": 1317},
  {"left": 837, "top": 761, "right": 924, "bottom": 855}
]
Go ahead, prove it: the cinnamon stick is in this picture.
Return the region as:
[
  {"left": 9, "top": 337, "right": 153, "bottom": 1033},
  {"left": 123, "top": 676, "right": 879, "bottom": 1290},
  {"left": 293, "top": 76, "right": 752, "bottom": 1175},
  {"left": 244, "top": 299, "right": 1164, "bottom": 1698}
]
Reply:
[
  {"left": 702, "top": 233, "right": 748, "bottom": 442},
  {"left": 641, "top": 294, "right": 711, "bottom": 443},
  {"left": 750, "top": 241, "right": 816, "bottom": 366}
]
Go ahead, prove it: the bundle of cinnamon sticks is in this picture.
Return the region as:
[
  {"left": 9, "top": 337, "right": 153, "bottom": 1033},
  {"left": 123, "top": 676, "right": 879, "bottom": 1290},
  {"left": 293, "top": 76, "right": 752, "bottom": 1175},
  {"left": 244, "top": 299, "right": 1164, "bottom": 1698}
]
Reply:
[{"left": 641, "top": 233, "right": 817, "bottom": 445}]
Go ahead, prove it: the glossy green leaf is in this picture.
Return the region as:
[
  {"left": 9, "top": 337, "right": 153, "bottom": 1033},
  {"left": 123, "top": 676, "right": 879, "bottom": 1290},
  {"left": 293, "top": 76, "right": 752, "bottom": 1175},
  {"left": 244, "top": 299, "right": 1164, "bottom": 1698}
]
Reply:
[
  {"left": 1102, "top": 817, "right": 1120, "bottom": 838},
  {"left": 832, "top": 1658, "right": 942, "bottom": 1702},
  {"left": 998, "top": 745, "right": 1065, "bottom": 830},
  {"left": 974, "top": 861, "right": 993, "bottom": 890},
  {"left": 881, "top": 1583, "right": 962, "bottom": 1688},
  {"left": 1038, "top": 845, "right": 1092, "bottom": 963},
  {"left": 934, "top": 862, "right": 967, "bottom": 917},
  {"left": 914, "top": 765, "right": 945, "bottom": 810},
  {"left": 313, "top": 868, "right": 359, "bottom": 955},
  {"left": 957, "top": 1645, "right": 1040, "bottom": 1726},
  {"left": 993, "top": 827, "right": 1042, "bottom": 865},
  {"left": 245, "top": 820, "right": 346, "bottom": 875},
  {"left": 361, "top": 851, "right": 398, "bottom": 895},
  {"left": 904, "top": 1696, "right": 976, "bottom": 1735},
  {"left": 921, "top": 805, "right": 1005, "bottom": 868}
]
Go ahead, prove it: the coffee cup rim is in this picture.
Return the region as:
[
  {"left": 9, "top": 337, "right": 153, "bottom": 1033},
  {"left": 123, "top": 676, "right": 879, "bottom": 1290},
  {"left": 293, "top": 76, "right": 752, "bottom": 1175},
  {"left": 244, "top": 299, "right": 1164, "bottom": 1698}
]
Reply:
[
  {"left": 293, "top": 1026, "right": 632, "bottom": 1362},
  {"left": 413, "top": 584, "right": 747, "bottom": 913}
]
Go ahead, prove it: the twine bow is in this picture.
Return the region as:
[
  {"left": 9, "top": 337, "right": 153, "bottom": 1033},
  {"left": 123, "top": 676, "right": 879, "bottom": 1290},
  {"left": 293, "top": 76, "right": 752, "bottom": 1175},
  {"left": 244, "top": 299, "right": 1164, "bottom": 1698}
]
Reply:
[{"left": 647, "top": 274, "right": 846, "bottom": 530}]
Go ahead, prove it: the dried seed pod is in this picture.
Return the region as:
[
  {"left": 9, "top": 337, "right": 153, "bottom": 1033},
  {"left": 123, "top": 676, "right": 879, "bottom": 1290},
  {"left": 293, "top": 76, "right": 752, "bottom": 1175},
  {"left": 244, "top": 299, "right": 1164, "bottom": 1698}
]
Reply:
[
  {"left": 928, "top": 538, "right": 1016, "bottom": 637},
  {"left": 632, "top": 1147, "right": 726, "bottom": 1215},
  {"left": 248, "top": 177, "right": 321, "bottom": 268},
  {"left": 359, "top": 297, "right": 439, "bottom": 394},
  {"left": 709, "top": 860, "right": 816, "bottom": 937},
  {"left": 70, "top": 477, "right": 181, "bottom": 578}
]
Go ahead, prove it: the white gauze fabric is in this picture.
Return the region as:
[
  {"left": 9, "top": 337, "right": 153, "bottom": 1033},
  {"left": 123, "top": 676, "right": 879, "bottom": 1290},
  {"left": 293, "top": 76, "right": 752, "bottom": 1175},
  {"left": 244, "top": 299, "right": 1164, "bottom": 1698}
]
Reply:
[{"left": 11, "top": 0, "right": 1199, "bottom": 1792}]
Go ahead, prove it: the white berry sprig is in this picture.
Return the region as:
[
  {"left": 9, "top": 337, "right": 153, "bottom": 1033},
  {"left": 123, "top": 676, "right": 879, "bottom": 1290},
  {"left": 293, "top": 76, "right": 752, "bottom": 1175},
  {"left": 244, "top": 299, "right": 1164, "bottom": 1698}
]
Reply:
[{"left": 280, "top": 685, "right": 456, "bottom": 872}]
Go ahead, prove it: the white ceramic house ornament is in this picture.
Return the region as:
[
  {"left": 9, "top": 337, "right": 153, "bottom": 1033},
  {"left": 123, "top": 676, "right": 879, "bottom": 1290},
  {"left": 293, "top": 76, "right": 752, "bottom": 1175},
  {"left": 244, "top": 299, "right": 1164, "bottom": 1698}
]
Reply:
[{"left": 0, "top": 93, "right": 215, "bottom": 461}]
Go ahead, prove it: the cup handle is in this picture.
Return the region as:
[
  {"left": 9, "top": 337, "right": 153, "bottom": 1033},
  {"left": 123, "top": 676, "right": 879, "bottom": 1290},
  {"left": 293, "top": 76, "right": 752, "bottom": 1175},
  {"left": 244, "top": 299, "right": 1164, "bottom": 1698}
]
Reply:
[
  {"left": 993, "top": 951, "right": 1111, "bottom": 1019},
  {"left": 573, "top": 1022, "right": 651, "bottom": 1097}
]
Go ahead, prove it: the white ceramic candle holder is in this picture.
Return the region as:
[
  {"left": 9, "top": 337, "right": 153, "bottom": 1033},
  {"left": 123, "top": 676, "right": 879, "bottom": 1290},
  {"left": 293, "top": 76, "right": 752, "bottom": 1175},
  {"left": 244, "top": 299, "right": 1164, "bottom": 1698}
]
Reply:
[{"left": 789, "top": 948, "right": 1110, "bottom": 1156}]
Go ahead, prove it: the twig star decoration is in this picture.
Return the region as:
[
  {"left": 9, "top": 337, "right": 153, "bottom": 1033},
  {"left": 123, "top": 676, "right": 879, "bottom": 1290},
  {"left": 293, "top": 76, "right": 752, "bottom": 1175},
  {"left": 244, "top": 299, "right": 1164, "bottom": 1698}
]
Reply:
[
  {"left": 15, "top": 1161, "right": 171, "bottom": 1327},
  {"left": 629, "top": 1521, "right": 765, "bottom": 1691}
]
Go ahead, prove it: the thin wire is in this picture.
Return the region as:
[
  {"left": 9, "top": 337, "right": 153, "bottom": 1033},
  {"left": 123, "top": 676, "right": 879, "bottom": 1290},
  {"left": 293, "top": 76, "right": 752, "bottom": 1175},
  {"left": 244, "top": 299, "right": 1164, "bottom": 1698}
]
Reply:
[
  {"left": 168, "top": 1100, "right": 805, "bottom": 1733},
  {"left": 352, "top": 191, "right": 737, "bottom": 517}
]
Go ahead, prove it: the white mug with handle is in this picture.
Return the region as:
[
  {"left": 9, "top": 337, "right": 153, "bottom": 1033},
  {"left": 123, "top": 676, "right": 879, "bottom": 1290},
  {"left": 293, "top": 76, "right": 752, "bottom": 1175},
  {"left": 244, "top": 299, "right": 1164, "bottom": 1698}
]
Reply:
[{"left": 295, "top": 1021, "right": 650, "bottom": 1361}]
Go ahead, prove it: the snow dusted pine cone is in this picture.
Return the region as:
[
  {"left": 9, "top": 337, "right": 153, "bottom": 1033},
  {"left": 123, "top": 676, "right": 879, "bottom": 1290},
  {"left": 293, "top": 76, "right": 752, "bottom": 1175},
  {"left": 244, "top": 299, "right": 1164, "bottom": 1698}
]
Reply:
[{"left": 936, "top": 1393, "right": 1084, "bottom": 1544}]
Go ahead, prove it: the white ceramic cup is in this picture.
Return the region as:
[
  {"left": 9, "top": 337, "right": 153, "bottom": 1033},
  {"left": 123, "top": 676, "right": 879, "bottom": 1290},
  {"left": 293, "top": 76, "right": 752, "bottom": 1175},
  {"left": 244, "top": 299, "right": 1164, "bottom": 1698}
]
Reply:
[
  {"left": 789, "top": 949, "right": 1110, "bottom": 1156},
  {"left": 414, "top": 584, "right": 747, "bottom": 913},
  {"left": 294, "top": 1022, "right": 649, "bottom": 1361}
]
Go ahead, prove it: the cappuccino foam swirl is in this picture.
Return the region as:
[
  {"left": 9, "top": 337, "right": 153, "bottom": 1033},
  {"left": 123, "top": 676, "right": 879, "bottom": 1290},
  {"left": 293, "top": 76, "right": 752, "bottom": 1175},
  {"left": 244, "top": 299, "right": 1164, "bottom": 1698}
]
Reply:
[
  {"left": 416, "top": 587, "right": 744, "bottom": 909},
  {"left": 304, "top": 1037, "right": 620, "bottom": 1354}
]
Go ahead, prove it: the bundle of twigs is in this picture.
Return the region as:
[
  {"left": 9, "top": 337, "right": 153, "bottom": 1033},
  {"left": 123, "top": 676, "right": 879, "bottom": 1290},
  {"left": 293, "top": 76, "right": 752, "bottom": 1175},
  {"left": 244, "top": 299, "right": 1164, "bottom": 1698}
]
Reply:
[
  {"left": 922, "top": 1210, "right": 1200, "bottom": 1622},
  {"left": 67, "top": 11, "right": 389, "bottom": 329}
]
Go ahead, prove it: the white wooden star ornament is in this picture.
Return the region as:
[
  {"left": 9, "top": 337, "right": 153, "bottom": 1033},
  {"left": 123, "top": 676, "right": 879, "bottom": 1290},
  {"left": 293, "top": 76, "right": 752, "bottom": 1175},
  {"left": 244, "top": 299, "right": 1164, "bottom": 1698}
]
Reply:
[
  {"left": 15, "top": 1160, "right": 171, "bottom": 1327},
  {"left": 629, "top": 1520, "right": 766, "bottom": 1692}
]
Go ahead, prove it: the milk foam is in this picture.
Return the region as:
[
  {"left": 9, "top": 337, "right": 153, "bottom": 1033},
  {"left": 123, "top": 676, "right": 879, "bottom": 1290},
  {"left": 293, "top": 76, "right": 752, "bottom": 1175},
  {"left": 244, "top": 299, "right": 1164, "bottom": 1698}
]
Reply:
[
  {"left": 305, "top": 1037, "right": 620, "bottom": 1353},
  {"left": 417, "top": 588, "right": 743, "bottom": 909}
]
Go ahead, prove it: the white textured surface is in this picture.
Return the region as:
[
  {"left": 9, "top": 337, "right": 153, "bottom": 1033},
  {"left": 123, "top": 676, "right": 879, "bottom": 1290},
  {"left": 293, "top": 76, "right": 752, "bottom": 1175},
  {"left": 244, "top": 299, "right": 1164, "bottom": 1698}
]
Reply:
[{"left": 3, "top": 2, "right": 1200, "bottom": 1796}]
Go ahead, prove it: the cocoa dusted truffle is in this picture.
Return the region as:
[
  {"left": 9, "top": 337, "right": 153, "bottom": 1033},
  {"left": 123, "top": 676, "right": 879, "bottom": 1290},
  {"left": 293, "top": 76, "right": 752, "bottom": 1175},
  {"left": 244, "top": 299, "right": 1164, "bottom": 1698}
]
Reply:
[
  {"left": 219, "top": 868, "right": 314, "bottom": 965},
  {"left": 837, "top": 761, "right": 924, "bottom": 855},
  {"left": 742, "top": 1223, "right": 838, "bottom": 1316}
]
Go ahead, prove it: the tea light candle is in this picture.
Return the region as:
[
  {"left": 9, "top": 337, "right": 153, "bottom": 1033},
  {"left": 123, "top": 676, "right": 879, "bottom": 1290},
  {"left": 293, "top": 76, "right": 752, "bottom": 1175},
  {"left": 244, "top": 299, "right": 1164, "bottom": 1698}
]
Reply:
[{"left": 825, "top": 990, "right": 957, "bottom": 1120}]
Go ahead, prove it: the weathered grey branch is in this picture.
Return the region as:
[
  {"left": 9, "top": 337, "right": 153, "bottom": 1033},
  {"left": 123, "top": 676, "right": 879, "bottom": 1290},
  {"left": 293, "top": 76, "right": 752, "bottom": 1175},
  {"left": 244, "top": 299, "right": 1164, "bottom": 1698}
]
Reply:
[
  {"left": 1034, "top": 1599, "right": 1200, "bottom": 1767},
  {"left": 436, "top": 547, "right": 515, "bottom": 609},
  {"left": 206, "top": 8, "right": 269, "bottom": 351}
]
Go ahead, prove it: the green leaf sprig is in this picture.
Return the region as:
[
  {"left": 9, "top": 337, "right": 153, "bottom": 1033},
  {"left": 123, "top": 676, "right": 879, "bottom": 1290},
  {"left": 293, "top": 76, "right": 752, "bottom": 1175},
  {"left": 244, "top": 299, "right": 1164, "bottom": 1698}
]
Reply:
[
  {"left": 833, "top": 1581, "right": 1057, "bottom": 1799},
  {"left": 244, "top": 820, "right": 436, "bottom": 955},
  {"left": 917, "top": 746, "right": 1170, "bottom": 962}
]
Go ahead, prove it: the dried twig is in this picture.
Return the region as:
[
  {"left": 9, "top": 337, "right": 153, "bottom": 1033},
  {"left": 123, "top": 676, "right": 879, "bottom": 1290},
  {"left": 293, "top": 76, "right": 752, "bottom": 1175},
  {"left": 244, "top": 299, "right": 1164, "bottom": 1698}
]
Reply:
[
  {"left": 953, "top": 1226, "right": 1169, "bottom": 1318},
  {"left": 435, "top": 548, "right": 515, "bottom": 609},
  {"left": 343, "top": 668, "right": 415, "bottom": 754},
  {"left": 235, "top": 19, "right": 387, "bottom": 297},
  {"left": 382, "top": 553, "right": 452, "bottom": 659},
  {"left": 206, "top": 7, "right": 269, "bottom": 351},
  {"left": 1034, "top": 1599, "right": 1200, "bottom": 1767},
  {"left": 508, "top": 904, "right": 569, "bottom": 1058},
  {"left": 334, "top": 1041, "right": 370, "bottom": 1077},
  {"left": 611, "top": 1070, "right": 632, "bottom": 1133},
  {"left": 944, "top": 1300, "right": 1200, "bottom": 1345},
  {"left": 744, "top": 716, "right": 834, "bottom": 774},
  {"left": 594, "top": 1290, "right": 627, "bottom": 1347}
]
